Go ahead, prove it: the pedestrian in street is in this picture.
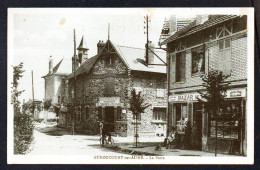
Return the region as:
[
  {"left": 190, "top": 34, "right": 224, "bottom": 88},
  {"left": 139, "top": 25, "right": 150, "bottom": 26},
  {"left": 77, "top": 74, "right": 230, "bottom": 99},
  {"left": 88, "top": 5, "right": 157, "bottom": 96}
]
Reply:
[{"left": 100, "top": 121, "right": 103, "bottom": 136}]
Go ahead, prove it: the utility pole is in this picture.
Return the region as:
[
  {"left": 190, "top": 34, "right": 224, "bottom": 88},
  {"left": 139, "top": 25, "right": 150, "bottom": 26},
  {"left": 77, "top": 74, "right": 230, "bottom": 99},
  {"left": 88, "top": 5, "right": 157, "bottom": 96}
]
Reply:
[
  {"left": 145, "top": 14, "right": 149, "bottom": 66},
  {"left": 31, "top": 70, "right": 35, "bottom": 116},
  {"left": 73, "top": 29, "right": 77, "bottom": 135}
]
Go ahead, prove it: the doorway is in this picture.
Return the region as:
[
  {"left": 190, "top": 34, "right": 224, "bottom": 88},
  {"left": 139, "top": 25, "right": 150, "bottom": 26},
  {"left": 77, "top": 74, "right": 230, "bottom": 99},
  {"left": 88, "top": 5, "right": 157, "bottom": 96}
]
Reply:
[
  {"left": 193, "top": 110, "right": 202, "bottom": 150},
  {"left": 104, "top": 107, "right": 115, "bottom": 132}
]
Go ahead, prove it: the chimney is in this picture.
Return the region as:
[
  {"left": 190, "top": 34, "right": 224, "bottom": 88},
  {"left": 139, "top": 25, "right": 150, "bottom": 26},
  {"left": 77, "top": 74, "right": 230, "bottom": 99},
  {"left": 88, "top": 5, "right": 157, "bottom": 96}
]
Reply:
[
  {"left": 169, "top": 15, "right": 177, "bottom": 33},
  {"left": 49, "top": 56, "right": 53, "bottom": 74},
  {"left": 195, "top": 15, "right": 209, "bottom": 25},
  {"left": 97, "top": 40, "right": 106, "bottom": 54},
  {"left": 147, "top": 41, "right": 155, "bottom": 65}
]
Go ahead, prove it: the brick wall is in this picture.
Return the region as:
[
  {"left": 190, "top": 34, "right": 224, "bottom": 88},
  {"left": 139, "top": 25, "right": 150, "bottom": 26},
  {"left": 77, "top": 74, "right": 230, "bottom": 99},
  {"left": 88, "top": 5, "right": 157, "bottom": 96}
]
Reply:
[{"left": 169, "top": 28, "right": 247, "bottom": 92}]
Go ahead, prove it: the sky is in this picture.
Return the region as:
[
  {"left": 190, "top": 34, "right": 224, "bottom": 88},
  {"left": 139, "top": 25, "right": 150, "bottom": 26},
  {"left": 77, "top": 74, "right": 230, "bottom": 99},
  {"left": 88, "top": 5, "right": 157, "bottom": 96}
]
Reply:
[{"left": 8, "top": 8, "right": 243, "bottom": 102}]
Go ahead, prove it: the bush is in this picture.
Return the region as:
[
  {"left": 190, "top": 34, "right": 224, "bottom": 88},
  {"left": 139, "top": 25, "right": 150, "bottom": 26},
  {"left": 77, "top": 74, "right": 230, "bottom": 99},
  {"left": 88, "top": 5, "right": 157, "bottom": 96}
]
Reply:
[{"left": 14, "top": 113, "right": 34, "bottom": 154}]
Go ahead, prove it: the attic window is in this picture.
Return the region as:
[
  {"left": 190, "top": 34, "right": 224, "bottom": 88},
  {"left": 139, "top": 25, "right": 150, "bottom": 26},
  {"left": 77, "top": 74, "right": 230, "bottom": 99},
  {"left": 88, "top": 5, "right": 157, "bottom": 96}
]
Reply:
[{"left": 105, "top": 55, "right": 115, "bottom": 66}]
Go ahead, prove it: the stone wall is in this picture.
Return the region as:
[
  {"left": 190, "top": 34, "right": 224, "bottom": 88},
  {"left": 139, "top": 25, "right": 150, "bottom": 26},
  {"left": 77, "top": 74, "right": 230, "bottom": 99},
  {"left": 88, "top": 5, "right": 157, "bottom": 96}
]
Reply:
[
  {"left": 126, "top": 72, "right": 167, "bottom": 137},
  {"left": 67, "top": 51, "right": 167, "bottom": 137}
]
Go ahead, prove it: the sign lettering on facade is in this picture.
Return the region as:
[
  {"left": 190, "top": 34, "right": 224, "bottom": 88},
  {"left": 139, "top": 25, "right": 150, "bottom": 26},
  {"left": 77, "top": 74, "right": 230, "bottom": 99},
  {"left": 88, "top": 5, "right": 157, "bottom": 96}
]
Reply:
[
  {"left": 96, "top": 97, "right": 122, "bottom": 107},
  {"left": 169, "top": 93, "right": 201, "bottom": 102},
  {"left": 169, "top": 88, "right": 246, "bottom": 102},
  {"left": 226, "top": 88, "right": 246, "bottom": 98},
  {"left": 99, "top": 97, "right": 120, "bottom": 104}
]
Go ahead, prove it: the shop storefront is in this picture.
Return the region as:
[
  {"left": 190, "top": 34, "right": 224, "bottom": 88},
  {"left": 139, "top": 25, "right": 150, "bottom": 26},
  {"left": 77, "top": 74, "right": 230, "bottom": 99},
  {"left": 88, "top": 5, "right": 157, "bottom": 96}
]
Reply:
[
  {"left": 169, "top": 88, "right": 247, "bottom": 155},
  {"left": 96, "top": 97, "right": 127, "bottom": 137}
]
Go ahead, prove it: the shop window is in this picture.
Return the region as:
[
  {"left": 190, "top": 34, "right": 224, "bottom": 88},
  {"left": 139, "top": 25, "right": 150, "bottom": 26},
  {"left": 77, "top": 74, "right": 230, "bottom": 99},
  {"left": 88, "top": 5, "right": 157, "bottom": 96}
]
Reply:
[
  {"left": 218, "top": 38, "right": 231, "bottom": 74},
  {"left": 153, "top": 108, "right": 166, "bottom": 121},
  {"left": 104, "top": 77, "right": 115, "bottom": 96},
  {"left": 209, "top": 100, "right": 242, "bottom": 139},
  {"left": 176, "top": 103, "right": 188, "bottom": 133},
  {"left": 117, "top": 107, "right": 122, "bottom": 121},
  {"left": 191, "top": 46, "right": 205, "bottom": 75},
  {"left": 175, "top": 52, "right": 186, "bottom": 82}
]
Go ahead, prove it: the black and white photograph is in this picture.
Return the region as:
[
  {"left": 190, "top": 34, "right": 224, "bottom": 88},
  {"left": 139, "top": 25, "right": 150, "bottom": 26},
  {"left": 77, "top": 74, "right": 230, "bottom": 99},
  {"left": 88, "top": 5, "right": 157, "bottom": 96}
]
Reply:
[{"left": 7, "top": 8, "right": 254, "bottom": 164}]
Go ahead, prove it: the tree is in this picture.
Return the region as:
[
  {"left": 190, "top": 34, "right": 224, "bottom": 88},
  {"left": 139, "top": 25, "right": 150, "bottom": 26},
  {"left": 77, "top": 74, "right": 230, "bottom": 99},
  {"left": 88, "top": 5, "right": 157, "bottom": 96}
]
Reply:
[
  {"left": 53, "top": 104, "right": 61, "bottom": 126},
  {"left": 12, "top": 62, "right": 25, "bottom": 114},
  {"left": 129, "top": 88, "right": 149, "bottom": 147},
  {"left": 198, "top": 70, "right": 230, "bottom": 156},
  {"left": 12, "top": 62, "right": 34, "bottom": 154}
]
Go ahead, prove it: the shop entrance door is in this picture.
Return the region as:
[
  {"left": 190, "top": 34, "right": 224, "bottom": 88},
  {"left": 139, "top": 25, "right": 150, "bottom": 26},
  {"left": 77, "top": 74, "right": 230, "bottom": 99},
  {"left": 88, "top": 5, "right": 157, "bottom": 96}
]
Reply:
[
  {"left": 193, "top": 110, "right": 202, "bottom": 150},
  {"left": 104, "top": 107, "right": 115, "bottom": 132}
]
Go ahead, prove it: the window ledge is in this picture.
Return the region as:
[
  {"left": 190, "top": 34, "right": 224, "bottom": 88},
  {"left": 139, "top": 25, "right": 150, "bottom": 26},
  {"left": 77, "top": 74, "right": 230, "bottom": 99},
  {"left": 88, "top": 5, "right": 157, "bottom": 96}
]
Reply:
[
  {"left": 151, "top": 121, "right": 167, "bottom": 124},
  {"left": 131, "top": 120, "right": 141, "bottom": 124},
  {"left": 191, "top": 73, "right": 204, "bottom": 78},
  {"left": 174, "top": 81, "right": 185, "bottom": 84}
]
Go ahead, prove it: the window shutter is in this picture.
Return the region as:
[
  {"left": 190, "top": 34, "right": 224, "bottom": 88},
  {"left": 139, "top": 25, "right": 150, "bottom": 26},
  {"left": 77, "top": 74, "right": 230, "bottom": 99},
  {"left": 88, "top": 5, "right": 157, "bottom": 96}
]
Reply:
[
  {"left": 218, "top": 50, "right": 223, "bottom": 71},
  {"left": 181, "top": 52, "right": 186, "bottom": 81},
  {"left": 171, "top": 54, "right": 176, "bottom": 83},
  {"left": 224, "top": 48, "right": 231, "bottom": 74}
]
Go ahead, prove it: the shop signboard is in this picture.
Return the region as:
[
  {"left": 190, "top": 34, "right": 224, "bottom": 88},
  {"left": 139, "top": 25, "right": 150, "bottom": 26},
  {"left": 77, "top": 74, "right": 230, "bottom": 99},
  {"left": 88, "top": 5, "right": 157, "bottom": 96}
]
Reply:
[
  {"left": 96, "top": 97, "right": 122, "bottom": 107},
  {"left": 226, "top": 88, "right": 246, "bottom": 98},
  {"left": 169, "top": 93, "right": 201, "bottom": 102}
]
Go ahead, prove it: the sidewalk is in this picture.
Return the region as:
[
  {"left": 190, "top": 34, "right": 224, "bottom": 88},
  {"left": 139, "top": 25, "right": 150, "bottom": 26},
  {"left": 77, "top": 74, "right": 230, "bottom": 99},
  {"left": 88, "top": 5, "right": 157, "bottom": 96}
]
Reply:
[{"left": 112, "top": 136, "right": 241, "bottom": 157}]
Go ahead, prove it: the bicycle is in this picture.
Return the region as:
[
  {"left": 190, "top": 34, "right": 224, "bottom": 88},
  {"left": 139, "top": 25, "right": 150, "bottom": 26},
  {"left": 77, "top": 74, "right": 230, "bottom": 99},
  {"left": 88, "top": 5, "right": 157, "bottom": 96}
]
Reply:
[{"left": 100, "top": 133, "right": 115, "bottom": 147}]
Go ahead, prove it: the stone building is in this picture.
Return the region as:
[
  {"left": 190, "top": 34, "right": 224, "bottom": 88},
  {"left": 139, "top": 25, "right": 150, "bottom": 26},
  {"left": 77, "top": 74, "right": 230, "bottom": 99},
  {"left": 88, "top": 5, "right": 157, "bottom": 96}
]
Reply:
[
  {"left": 42, "top": 56, "right": 71, "bottom": 105},
  {"left": 65, "top": 38, "right": 167, "bottom": 137},
  {"left": 160, "top": 15, "right": 247, "bottom": 155}
]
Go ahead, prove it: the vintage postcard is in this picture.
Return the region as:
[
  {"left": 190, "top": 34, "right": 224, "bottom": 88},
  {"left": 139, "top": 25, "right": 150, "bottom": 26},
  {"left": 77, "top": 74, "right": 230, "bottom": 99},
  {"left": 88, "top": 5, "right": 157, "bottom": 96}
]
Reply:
[{"left": 7, "top": 8, "right": 254, "bottom": 164}]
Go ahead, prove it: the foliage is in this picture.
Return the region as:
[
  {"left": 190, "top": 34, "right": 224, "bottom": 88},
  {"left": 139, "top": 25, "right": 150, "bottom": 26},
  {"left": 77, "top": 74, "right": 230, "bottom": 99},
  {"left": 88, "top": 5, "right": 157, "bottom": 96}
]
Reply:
[
  {"left": 198, "top": 70, "right": 230, "bottom": 114},
  {"left": 198, "top": 70, "right": 230, "bottom": 156},
  {"left": 12, "top": 62, "right": 25, "bottom": 113},
  {"left": 129, "top": 88, "right": 150, "bottom": 116},
  {"left": 14, "top": 112, "right": 34, "bottom": 154},
  {"left": 53, "top": 104, "right": 61, "bottom": 117},
  {"left": 43, "top": 99, "right": 52, "bottom": 110},
  {"left": 12, "top": 62, "right": 34, "bottom": 154},
  {"left": 22, "top": 101, "right": 34, "bottom": 114}
]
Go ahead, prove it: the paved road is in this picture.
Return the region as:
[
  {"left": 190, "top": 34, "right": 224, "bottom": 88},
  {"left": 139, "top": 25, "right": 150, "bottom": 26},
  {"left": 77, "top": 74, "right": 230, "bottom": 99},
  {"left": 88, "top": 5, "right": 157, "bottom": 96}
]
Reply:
[{"left": 28, "top": 129, "right": 128, "bottom": 156}]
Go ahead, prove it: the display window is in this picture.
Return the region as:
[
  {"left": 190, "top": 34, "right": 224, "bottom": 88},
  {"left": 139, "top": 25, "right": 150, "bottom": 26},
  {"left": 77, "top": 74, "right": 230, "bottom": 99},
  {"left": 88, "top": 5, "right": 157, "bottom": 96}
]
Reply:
[
  {"left": 209, "top": 99, "right": 243, "bottom": 139},
  {"left": 176, "top": 103, "right": 188, "bottom": 133}
]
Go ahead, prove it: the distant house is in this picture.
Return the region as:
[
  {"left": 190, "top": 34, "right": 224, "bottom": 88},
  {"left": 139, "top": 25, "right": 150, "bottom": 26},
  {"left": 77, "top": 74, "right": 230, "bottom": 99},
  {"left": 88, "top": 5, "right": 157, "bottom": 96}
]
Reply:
[
  {"left": 65, "top": 38, "right": 167, "bottom": 137},
  {"left": 42, "top": 56, "right": 71, "bottom": 105},
  {"left": 160, "top": 15, "right": 247, "bottom": 155}
]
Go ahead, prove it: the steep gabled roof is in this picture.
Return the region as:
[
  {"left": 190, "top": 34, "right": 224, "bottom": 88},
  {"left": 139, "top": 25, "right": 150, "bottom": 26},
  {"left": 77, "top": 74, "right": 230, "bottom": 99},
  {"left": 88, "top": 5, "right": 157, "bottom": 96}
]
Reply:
[
  {"left": 42, "top": 58, "right": 71, "bottom": 78},
  {"left": 115, "top": 45, "right": 166, "bottom": 73},
  {"left": 66, "top": 55, "right": 98, "bottom": 79},
  {"left": 160, "top": 15, "right": 238, "bottom": 45},
  {"left": 67, "top": 40, "right": 166, "bottom": 79}
]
